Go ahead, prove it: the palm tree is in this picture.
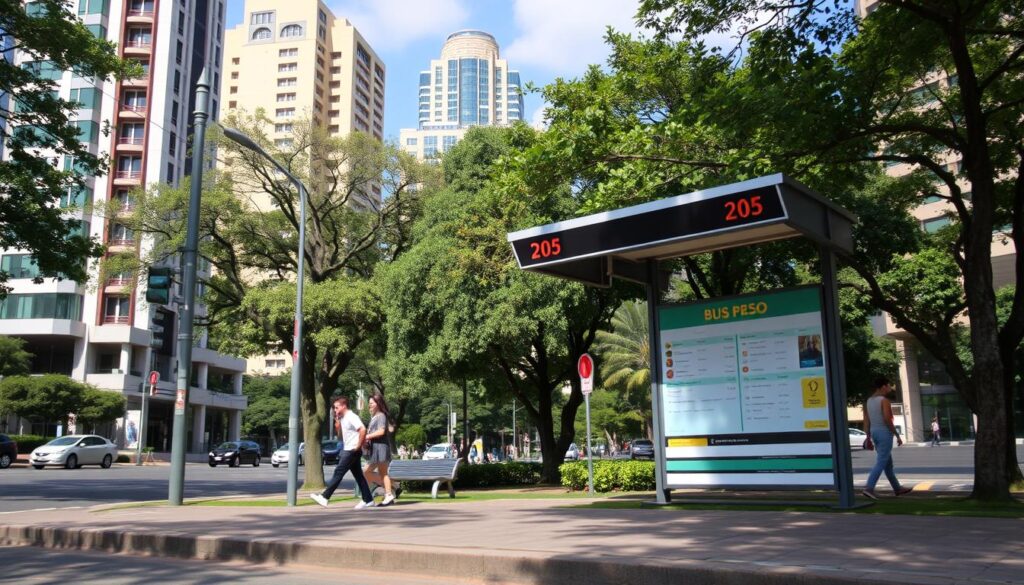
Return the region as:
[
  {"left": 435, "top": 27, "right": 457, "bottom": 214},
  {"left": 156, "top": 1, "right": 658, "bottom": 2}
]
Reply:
[{"left": 594, "top": 301, "right": 652, "bottom": 440}]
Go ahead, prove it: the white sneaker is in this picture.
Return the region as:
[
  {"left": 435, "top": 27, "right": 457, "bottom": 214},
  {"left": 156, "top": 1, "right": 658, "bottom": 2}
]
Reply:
[
  {"left": 310, "top": 493, "right": 329, "bottom": 508},
  {"left": 381, "top": 493, "right": 395, "bottom": 506},
  {"left": 353, "top": 500, "right": 376, "bottom": 510}
]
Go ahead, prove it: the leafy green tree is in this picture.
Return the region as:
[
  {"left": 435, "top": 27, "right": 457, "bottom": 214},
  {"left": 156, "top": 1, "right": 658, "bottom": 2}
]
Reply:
[
  {"left": 395, "top": 423, "right": 427, "bottom": 451},
  {"left": 383, "top": 126, "right": 629, "bottom": 482},
  {"left": 593, "top": 301, "right": 653, "bottom": 438},
  {"left": 119, "top": 115, "right": 436, "bottom": 489},
  {"left": 0, "top": 0, "right": 137, "bottom": 293},
  {"left": 76, "top": 388, "right": 125, "bottom": 429},
  {"left": 0, "top": 374, "right": 83, "bottom": 430},
  {"left": 241, "top": 375, "right": 290, "bottom": 447},
  {"left": 0, "top": 336, "right": 33, "bottom": 376}
]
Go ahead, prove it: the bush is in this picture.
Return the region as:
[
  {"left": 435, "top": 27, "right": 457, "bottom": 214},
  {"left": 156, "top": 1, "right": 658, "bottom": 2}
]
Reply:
[
  {"left": 116, "top": 454, "right": 130, "bottom": 463},
  {"left": 401, "top": 461, "right": 542, "bottom": 492},
  {"left": 559, "top": 459, "right": 656, "bottom": 492},
  {"left": 10, "top": 434, "right": 49, "bottom": 453}
]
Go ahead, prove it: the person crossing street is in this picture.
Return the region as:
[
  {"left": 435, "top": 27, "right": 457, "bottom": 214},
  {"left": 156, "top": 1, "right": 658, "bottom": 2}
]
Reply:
[{"left": 310, "top": 396, "right": 375, "bottom": 510}]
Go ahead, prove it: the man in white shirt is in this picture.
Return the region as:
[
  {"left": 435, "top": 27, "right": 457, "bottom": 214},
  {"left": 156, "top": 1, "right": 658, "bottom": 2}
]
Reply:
[{"left": 311, "top": 396, "right": 375, "bottom": 509}]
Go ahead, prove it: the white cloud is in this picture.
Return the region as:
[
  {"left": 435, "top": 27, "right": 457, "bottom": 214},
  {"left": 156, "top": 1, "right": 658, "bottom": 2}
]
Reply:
[
  {"left": 329, "top": 0, "right": 470, "bottom": 53},
  {"left": 530, "top": 103, "right": 549, "bottom": 130},
  {"left": 503, "top": 0, "right": 641, "bottom": 77}
]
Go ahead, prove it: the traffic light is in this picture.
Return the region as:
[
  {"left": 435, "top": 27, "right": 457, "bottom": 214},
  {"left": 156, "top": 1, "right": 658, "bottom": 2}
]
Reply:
[
  {"left": 150, "top": 308, "right": 175, "bottom": 356},
  {"left": 145, "top": 266, "right": 173, "bottom": 304}
]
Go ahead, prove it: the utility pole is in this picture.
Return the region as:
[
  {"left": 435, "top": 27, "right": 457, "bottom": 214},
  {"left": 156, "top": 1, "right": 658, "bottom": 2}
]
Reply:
[{"left": 168, "top": 69, "right": 210, "bottom": 505}]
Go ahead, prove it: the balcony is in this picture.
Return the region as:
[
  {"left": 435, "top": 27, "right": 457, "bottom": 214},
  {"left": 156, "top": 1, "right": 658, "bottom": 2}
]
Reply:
[
  {"left": 123, "top": 39, "right": 152, "bottom": 57},
  {"left": 104, "top": 276, "right": 133, "bottom": 294},
  {"left": 102, "top": 315, "right": 130, "bottom": 325},
  {"left": 126, "top": 9, "right": 154, "bottom": 24},
  {"left": 119, "top": 103, "right": 147, "bottom": 119},
  {"left": 107, "top": 239, "right": 136, "bottom": 253},
  {"left": 113, "top": 170, "right": 142, "bottom": 186},
  {"left": 122, "top": 74, "right": 149, "bottom": 88},
  {"left": 116, "top": 136, "right": 144, "bottom": 152}
]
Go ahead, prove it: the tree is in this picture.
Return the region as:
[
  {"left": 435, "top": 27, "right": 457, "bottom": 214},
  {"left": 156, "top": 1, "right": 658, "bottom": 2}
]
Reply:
[
  {"left": 76, "top": 388, "right": 125, "bottom": 430},
  {"left": 241, "top": 375, "right": 290, "bottom": 447},
  {"left": 635, "top": 0, "right": 1024, "bottom": 500},
  {"left": 0, "top": 374, "right": 81, "bottom": 430},
  {"left": 120, "top": 114, "right": 436, "bottom": 489},
  {"left": 383, "top": 126, "right": 629, "bottom": 482},
  {"left": 593, "top": 301, "right": 653, "bottom": 438},
  {"left": 0, "top": 336, "right": 33, "bottom": 376},
  {"left": 395, "top": 423, "right": 426, "bottom": 451},
  {"left": 0, "top": 0, "right": 136, "bottom": 294}
]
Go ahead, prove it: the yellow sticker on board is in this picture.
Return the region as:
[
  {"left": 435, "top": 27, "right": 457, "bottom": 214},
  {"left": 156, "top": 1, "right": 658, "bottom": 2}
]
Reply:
[
  {"left": 802, "top": 377, "right": 827, "bottom": 408},
  {"left": 668, "top": 438, "right": 708, "bottom": 447},
  {"left": 804, "top": 420, "right": 829, "bottom": 429}
]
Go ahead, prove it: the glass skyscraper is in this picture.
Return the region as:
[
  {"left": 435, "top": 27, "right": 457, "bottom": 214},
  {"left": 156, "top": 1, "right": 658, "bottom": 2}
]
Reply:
[{"left": 400, "top": 30, "right": 524, "bottom": 160}]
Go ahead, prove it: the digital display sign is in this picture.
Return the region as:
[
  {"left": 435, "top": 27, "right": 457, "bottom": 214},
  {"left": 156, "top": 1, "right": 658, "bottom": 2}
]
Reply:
[{"left": 510, "top": 186, "right": 786, "bottom": 269}]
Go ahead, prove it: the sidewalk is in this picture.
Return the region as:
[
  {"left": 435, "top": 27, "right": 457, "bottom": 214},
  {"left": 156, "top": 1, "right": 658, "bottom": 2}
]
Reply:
[{"left": 2, "top": 495, "right": 1022, "bottom": 585}]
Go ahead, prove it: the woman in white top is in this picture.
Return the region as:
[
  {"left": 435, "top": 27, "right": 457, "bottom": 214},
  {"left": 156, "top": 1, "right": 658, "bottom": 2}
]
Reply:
[{"left": 862, "top": 376, "right": 913, "bottom": 499}]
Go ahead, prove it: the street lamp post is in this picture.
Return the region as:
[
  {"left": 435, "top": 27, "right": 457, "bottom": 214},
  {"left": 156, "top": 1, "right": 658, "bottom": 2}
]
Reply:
[{"left": 222, "top": 125, "right": 308, "bottom": 507}]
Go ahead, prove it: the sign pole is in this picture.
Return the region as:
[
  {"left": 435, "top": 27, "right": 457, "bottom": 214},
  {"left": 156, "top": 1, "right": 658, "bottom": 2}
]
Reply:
[
  {"left": 820, "top": 244, "right": 855, "bottom": 508},
  {"left": 137, "top": 371, "right": 158, "bottom": 465},
  {"left": 578, "top": 353, "right": 595, "bottom": 496}
]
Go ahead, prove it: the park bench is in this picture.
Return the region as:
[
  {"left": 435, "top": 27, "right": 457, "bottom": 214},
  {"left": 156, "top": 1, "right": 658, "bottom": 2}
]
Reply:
[{"left": 388, "top": 458, "right": 461, "bottom": 499}]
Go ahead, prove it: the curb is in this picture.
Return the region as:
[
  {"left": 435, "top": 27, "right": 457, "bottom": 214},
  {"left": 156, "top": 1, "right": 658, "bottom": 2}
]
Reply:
[{"left": 0, "top": 523, "right": 903, "bottom": 585}]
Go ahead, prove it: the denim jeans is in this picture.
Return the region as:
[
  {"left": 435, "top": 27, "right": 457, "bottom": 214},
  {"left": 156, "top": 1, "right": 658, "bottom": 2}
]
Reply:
[
  {"left": 322, "top": 448, "right": 372, "bottom": 502},
  {"left": 866, "top": 428, "right": 902, "bottom": 491}
]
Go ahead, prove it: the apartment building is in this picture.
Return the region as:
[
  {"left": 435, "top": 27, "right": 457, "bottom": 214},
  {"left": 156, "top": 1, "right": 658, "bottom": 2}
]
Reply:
[
  {"left": 399, "top": 30, "right": 525, "bottom": 160},
  {"left": 0, "top": 0, "right": 246, "bottom": 455},
  {"left": 222, "top": 0, "right": 385, "bottom": 377},
  {"left": 855, "top": 0, "right": 1018, "bottom": 441}
]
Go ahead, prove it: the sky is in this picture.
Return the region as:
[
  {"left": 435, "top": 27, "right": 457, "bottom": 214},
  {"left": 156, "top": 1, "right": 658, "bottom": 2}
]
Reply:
[{"left": 224, "top": 0, "right": 646, "bottom": 142}]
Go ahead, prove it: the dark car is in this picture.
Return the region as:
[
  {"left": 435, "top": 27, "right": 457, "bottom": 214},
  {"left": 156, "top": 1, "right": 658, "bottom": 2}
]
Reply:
[
  {"left": 208, "top": 440, "right": 261, "bottom": 467},
  {"left": 0, "top": 434, "right": 17, "bottom": 469},
  {"left": 630, "top": 439, "right": 655, "bottom": 460},
  {"left": 321, "top": 440, "right": 342, "bottom": 465}
]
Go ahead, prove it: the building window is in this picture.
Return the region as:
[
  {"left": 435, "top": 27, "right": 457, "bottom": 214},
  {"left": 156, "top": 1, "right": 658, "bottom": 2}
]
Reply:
[
  {"left": 280, "top": 24, "right": 302, "bottom": 38},
  {"left": 265, "top": 359, "right": 286, "bottom": 369},
  {"left": 274, "top": 123, "right": 293, "bottom": 133},
  {"left": 251, "top": 27, "right": 271, "bottom": 41},
  {"left": 406, "top": 137, "right": 417, "bottom": 146},
  {"left": 0, "top": 293, "right": 83, "bottom": 321},
  {"left": 278, "top": 62, "right": 297, "bottom": 72},
  {"left": 923, "top": 216, "right": 952, "bottom": 233},
  {"left": 173, "top": 70, "right": 181, "bottom": 94},
  {"left": 277, "top": 77, "right": 296, "bottom": 87},
  {"left": 178, "top": 10, "right": 185, "bottom": 34},
  {"left": 331, "top": 51, "right": 341, "bottom": 59},
  {"left": 276, "top": 93, "right": 296, "bottom": 102},
  {"left": 274, "top": 138, "right": 293, "bottom": 148},
  {"left": 116, "top": 156, "right": 142, "bottom": 179},
  {"left": 424, "top": 135, "right": 437, "bottom": 157},
  {"left": 230, "top": 71, "right": 238, "bottom": 80},
  {"left": 251, "top": 11, "right": 273, "bottom": 25},
  {"left": 171, "top": 100, "right": 179, "bottom": 125},
  {"left": 169, "top": 131, "right": 177, "bottom": 155},
  {"left": 119, "top": 123, "right": 144, "bottom": 145},
  {"left": 275, "top": 108, "right": 295, "bottom": 117},
  {"left": 102, "top": 296, "right": 131, "bottom": 324},
  {"left": 232, "top": 57, "right": 240, "bottom": 65},
  {"left": 109, "top": 223, "right": 135, "bottom": 245},
  {"left": 279, "top": 47, "right": 298, "bottom": 57},
  {"left": 123, "top": 90, "right": 147, "bottom": 111}
]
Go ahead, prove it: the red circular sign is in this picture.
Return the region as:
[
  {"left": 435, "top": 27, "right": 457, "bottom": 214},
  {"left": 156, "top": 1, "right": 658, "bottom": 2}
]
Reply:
[
  {"left": 577, "top": 354, "right": 593, "bottom": 379},
  {"left": 148, "top": 370, "right": 159, "bottom": 385}
]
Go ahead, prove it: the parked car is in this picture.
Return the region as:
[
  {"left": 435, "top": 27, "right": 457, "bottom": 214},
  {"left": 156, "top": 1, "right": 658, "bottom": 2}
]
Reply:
[
  {"left": 321, "top": 440, "right": 342, "bottom": 465},
  {"left": 848, "top": 428, "right": 868, "bottom": 449},
  {"left": 29, "top": 435, "right": 118, "bottom": 469},
  {"left": 422, "top": 443, "right": 455, "bottom": 460},
  {"left": 208, "top": 441, "right": 261, "bottom": 467},
  {"left": 565, "top": 443, "right": 580, "bottom": 461},
  {"left": 629, "top": 439, "right": 655, "bottom": 460},
  {"left": 0, "top": 434, "right": 17, "bottom": 469},
  {"left": 271, "top": 443, "right": 304, "bottom": 467}
]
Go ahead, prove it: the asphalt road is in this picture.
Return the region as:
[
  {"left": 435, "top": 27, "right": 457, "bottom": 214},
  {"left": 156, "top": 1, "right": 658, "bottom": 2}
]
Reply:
[
  {"left": 0, "top": 546, "right": 490, "bottom": 585},
  {"left": 2, "top": 444, "right": 1022, "bottom": 513}
]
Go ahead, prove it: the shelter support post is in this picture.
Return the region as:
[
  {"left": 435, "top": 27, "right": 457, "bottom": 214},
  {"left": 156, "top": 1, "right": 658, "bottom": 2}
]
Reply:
[
  {"left": 819, "top": 245, "right": 855, "bottom": 508},
  {"left": 646, "top": 260, "right": 671, "bottom": 504}
]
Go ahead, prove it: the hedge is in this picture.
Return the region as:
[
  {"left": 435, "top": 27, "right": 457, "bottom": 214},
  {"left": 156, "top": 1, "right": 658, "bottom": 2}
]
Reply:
[
  {"left": 9, "top": 434, "right": 50, "bottom": 453},
  {"left": 401, "top": 461, "right": 542, "bottom": 492},
  {"left": 559, "top": 460, "right": 656, "bottom": 492}
]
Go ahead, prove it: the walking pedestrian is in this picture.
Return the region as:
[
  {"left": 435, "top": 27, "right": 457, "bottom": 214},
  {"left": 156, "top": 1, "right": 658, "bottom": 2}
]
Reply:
[
  {"left": 862, "top": 376, "right": 913, "bottom": 499},
  {"left": 362, "top": 391, "right": 397, "bottom": 506},
  {"left": 310, "top": 396, "right": 375, "bottom": 509},
  {"left": 931, "top": 417, "right": 942, "bottom": 446}
]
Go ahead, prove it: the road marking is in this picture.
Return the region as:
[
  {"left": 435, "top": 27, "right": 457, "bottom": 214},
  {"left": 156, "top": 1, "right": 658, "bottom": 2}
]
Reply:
[
  {"left": 0, "top": 506, "right": 84, "bottom": 515},
  {"left": 913, "top": 481, "right": 934, "bottom": 491}
]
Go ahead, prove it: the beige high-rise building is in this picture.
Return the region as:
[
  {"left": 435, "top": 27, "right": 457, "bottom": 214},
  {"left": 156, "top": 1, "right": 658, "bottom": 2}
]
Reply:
[{"left": 221, "top": 0, "right": 385, "bottom": 377}]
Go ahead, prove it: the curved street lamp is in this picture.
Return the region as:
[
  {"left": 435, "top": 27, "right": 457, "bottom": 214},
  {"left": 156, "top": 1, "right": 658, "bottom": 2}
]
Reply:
[{"left": 221, "top": 126, "right": 307, "bottom": 507}]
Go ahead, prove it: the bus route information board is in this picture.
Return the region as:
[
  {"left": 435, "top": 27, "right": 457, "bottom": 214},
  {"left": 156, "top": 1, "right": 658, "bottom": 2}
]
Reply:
[{"left": 657, "top": 287, "right": 835, "bottom": 488}]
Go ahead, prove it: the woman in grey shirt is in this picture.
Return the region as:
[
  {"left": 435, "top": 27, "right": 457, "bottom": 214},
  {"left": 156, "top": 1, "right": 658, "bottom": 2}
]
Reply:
[{"left": 362, "top": 390, "right": 396, "bottom": 506}]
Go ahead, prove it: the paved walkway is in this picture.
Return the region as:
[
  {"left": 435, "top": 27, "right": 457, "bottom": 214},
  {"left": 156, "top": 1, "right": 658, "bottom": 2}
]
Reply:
[{"left": 1, "top": 496, "right": 1022, "bottom": 585}]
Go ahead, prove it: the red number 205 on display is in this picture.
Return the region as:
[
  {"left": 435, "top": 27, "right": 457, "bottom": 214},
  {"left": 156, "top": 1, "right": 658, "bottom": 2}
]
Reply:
[
  {"left": 723, "top": 195, "right": 764, "bottom": 221},
  {"left": 529, "top": 237, "right": 562, "bottom": 260}
]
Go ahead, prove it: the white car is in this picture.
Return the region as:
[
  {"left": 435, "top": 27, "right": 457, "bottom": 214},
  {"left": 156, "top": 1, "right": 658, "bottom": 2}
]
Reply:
[
  {"left": 565, "top": 443, "right": 580, "bottom": 461},
  {"left": 271, "top": 442, "right": 305, "bottom": 467},
  {"left": 30, "top": 435, "right": 118, "bottom": 469},
  {"left": 849, "top": 428, "right": 868, "bottom": 449},
  {"left": 422, "top": 443, "right": 454, "bottom": 460}
]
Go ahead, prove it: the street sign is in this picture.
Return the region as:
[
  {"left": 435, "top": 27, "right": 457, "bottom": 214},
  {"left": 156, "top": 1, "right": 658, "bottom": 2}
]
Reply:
[
  {"left": 578, "top": 353, "right": 594, "bottom": 395},
  {"left": 148, "top": 370, "right": 159, "bottom": 385}
]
